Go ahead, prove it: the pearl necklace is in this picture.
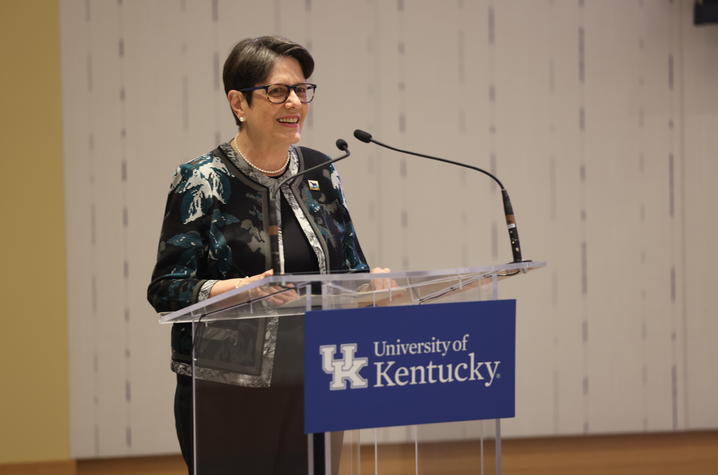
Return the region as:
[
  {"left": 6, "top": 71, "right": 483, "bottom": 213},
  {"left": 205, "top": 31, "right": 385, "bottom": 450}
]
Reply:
[{"left": 231, "top": 136, "right": 289, "bottom": 175}]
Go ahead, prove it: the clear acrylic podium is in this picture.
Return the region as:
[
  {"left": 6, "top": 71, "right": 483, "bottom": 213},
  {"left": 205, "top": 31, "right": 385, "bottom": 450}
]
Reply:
[{"left": 161, "top": 261, "right": 543, "bottom": 474}]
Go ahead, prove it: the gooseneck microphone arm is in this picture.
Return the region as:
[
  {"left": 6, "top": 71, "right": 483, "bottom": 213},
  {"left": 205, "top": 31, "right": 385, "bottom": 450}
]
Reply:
[
  {"left": 353, "top": 129, "right": 506, "bottom": 188},
  {"left": 268, "top": 139, "right": 351, "bottom": 274},
  {"left": 353, "top": 129, "right": 524, "bottom": 264}
]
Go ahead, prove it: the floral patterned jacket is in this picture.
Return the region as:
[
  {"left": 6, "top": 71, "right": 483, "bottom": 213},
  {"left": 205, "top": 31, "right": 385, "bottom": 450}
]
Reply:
[{"left": 147, "top": 142, "right": 368, "bottom": 378}]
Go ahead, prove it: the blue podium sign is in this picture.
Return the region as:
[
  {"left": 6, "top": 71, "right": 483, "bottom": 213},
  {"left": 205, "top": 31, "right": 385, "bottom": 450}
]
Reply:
[{"left": 304, "top": 299, "right": 516, "bottom": 433}]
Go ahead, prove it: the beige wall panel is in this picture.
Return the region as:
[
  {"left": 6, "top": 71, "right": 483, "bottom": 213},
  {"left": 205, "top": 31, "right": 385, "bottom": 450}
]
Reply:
[
  {"left": 87, "top": 1, "right": 129, "bottom": 456},
  {"left": 61, "top": 0, "right": 718, "bottom": 457},
  {"left": 61, "top": 0, "right": 98, "bottom": 458},
  {"left": 182, "top": 0, "right": 222, "bottom": 158},
  {"left": 402, "top": 0, "right": 464, "bottom": 270},
  {"left": 582, "top": 0, "right": 657, "bottom": 433},
  {"left": 306, "top": 1, "right": 380, "bottom": 264},
  {"left": 491, "top": 1, "right": 557, "bottom": 437},
  {"left": 369, "top": 0, "right": 405, "bottom": 271},
  {"left": 682, "top": 13, "right": 718, "bottom": 430},
  {"left": 541, "top": 0, "right": 586, "bottom": 436},
  {"left": 121, "top": 0, "right": 191, "bottom": 454},
  {"left": 637, "top": 0, "right": 683, "bottom": 433},
  {"left": 455, "top": 0, "right": 494, "bottom": 268}
]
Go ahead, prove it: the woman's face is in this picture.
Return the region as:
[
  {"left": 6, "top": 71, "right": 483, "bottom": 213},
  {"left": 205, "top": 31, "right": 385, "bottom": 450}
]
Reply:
[{"left": 239, "top": 56, "right": 309, "bottom": 148}]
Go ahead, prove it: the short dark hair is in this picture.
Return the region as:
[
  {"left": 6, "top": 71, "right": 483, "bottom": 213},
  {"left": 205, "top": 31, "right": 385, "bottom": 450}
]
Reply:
[{"left": 223, "top": 36, "right": 315, "bottom": 127}]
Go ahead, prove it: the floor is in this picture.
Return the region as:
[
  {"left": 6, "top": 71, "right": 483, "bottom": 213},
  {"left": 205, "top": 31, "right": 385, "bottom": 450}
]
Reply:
[{"left": 67, "top": 430, "right": 718, "bottom": 475}]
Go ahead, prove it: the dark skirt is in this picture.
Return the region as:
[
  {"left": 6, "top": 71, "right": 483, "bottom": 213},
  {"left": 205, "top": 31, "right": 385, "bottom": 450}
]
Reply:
[
  {"left": 174, "top": 317, "right": 323, "bottom": 475},
  {"left": 175, "top": 374, "right": 311, "bottom": 475}
]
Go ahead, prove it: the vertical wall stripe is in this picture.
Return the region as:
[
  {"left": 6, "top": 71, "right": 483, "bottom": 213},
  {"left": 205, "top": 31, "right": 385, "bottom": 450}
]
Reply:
[
  {"left": 677, "top": 0, "right": 689, "bottom": 430},
  {"left": 577, "top": 0, "right": 589, "bottom": 434},
  {"left": 667, "top": 0, "right": 680, "bottom": 431},
  {"left": 116, "top": 0, "right": 132, "bottom": 449},
  {"left": 638, "top": 1, "right": 648, "bottom": 430},
  {"left": 487, "top": 1, "right": 498, "bottom": 260},
  {"left": 212, "top": 0, "right": 220, "bottom": 146},
  {"left": 396, "top": 0, "right": 409, "bottom": 270},
  {"left": 457, "top": 2, "right": 468, "bottom": 265},
  {"left": 85, "top": 0, "right": 100, "bottom": 455},
  {"left": 370, "top": 0, "right": 384, "bottom": 265}
]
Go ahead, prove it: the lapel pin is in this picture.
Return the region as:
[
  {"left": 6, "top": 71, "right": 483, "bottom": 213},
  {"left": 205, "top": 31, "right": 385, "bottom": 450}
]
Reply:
[{"left": 308, "top": 179, "right": 320, "bottom": 191}]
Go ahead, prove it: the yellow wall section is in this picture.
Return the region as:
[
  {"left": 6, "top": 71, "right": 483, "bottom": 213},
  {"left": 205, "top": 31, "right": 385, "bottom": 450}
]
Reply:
[{"left": 0, "top": 0, "right": 69, "bottom": 464}]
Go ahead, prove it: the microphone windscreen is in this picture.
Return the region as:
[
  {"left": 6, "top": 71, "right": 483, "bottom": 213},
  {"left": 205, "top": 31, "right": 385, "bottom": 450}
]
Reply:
[
  {"left": 335, "top": 138, "right": 349, "bottom": 151},
  {"left": 353, "top": 129, "right": 372, "bottom": 143}
]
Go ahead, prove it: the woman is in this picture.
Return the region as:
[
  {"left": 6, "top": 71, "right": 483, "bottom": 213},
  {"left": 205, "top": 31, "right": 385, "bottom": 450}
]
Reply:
[{"left": 148, "top": 36, "right": 377, "bottom": 474}]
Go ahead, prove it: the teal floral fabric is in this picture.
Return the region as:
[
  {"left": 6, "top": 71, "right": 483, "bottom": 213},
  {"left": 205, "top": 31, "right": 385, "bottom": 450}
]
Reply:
[{"left": 147, "top": 144, "right": 368, "bottom": 366}]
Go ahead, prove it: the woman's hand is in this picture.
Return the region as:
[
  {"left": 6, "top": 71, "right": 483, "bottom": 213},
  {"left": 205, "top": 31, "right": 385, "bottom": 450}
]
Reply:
[
  {"left": 209, "top": 269, "right": 297, "bottom": 306},
  {"left": 209, "top": 269, "right": 275, "bottom": 297},
  {"left": 368, "top": 266, "right": 396, "bottom": 291}
]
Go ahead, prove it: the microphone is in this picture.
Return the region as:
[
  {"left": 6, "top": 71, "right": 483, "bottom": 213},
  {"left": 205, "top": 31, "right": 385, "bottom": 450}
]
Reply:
[
  {"left": 353, "top": 129, "right": 524, "bottom": 264},
  {"left": 336, "top": 138, "right": 349, "bottom": 152},
  {"left": 277, "top": 139, "right": 350, "bottom": 190},
  {"left": 269, "top": 140, "right": 351, "bottom": 274},
  {"left": 353, "top": 130, "right": 372, "bottom": 143}
]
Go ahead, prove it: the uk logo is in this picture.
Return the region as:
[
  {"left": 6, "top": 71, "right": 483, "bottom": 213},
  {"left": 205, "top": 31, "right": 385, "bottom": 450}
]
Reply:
[{"left": 319, "top": 344, "right": 369, "bottom": 390}]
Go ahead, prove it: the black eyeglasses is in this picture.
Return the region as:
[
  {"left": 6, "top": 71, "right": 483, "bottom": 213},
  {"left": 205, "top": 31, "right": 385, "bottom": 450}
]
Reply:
[{"left": 238, "top": 83, "right": 317, "bottom": 104}]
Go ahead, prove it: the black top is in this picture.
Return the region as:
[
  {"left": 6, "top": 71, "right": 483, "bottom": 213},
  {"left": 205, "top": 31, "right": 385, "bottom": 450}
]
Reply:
[{"left": 279, "top": 192, "right": 319, "bottom": 274}]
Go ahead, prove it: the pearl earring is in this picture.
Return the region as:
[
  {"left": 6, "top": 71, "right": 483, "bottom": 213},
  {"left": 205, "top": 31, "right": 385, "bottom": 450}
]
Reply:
[{"left": 239, "top": 117, "right": 245, "bottom": 122}]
